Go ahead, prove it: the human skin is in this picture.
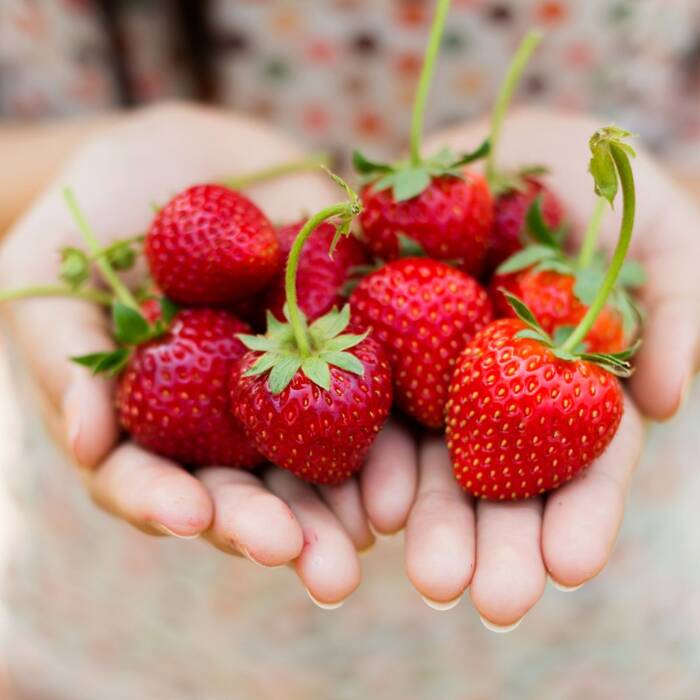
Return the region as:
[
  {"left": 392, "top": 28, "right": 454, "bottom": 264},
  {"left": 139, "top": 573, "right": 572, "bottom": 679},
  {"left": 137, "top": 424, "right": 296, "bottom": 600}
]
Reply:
[{"left": 1, "top": 105, "right": 699, "bottom": 620}]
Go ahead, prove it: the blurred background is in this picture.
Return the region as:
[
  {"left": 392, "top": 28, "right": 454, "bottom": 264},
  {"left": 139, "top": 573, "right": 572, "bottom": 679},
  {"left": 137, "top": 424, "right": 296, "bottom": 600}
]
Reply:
[{"left": 1, "top": 1, "right": 700, "bottom": 699}]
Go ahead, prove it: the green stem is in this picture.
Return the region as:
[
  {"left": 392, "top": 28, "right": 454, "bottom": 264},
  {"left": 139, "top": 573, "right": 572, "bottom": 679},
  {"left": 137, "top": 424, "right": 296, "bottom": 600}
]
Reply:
[
  {"left": 63, "top": 188, "right": 139, "bottom": 310},
  {"left": 560, "top": 144, "right": 635, "bottom": 353},
  {"left": 284, "top": 203, "right": 351, "bottom": 357},
  {"left": 0, "top": 285, "right": 112, "bottom": 305},
  {"left": 221, "top": 154, "right": 330, "bottom": 190},
  {"left": 577, "top": 196, "right": 606, "bottom": 268},
  {"left": 409, "top": 0, "right": 452, "bottom": 166},
  {"left": 485, "top": 30, "right": 543, "bottom": 186}
]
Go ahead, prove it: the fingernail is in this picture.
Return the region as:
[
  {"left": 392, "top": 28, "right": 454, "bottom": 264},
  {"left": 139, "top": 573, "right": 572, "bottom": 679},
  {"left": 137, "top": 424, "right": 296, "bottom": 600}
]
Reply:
[
  {"left": 236, "top": 543, "right": 281, "bottom": 568},
  {"left": 306, "top": 589, "right": 345, "bottom": 610},
  {"left": 549, "top": 576, "right": 584, "bottom": 592},
  {"left": 479, "top": 615, "right": 523, "bottom": 633},
  {"left": 151, "top": 522, "right": 200, "bottom": 540},
  {"left": 421, "top": 593, "right": 462, "bottom": 611},
  {"left": 368, "top": 522, "right": 397, "bottom": 540}
]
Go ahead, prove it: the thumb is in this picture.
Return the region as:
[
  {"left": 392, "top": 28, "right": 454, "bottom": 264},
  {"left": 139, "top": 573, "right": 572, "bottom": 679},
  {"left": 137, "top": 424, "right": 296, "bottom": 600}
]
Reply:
[{"left": 5, "top": 297, "right": 118, "bottom": 468}]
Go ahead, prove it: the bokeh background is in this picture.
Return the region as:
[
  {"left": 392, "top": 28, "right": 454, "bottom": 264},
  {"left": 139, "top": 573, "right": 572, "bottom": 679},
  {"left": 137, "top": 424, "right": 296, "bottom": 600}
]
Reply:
[{"left": 1, "top": 1, "right": 700, "bottom": 699}]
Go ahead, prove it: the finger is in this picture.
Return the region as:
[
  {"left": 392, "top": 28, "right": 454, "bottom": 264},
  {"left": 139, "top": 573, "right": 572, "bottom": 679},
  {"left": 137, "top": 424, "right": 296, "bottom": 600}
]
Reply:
[
  {"left": 265, "top": 468, "right": 361, "bottom": 608},
  {"left": 87, "top": 442, "right": 213, "bottom": 538},
  {"left": 196, "top": 467, "right": 304, "bottom": 567},
  {"left": 543, "top": 396, "right": 644, "bottom": 589},
  {"left": 360, "top": 417, "right": 418, "bottom": 534},
  {"left": 5, "top": 298, "right": 118, "bottom": 468},
  {"left": 318, "top": 478, "right": 375, "bottom": 552},
  {"left": 404, "top": 436, "right": 475, "bottom": 608},
  {"left": 470, "top": 499, "right": 546, "bottom": 629}
]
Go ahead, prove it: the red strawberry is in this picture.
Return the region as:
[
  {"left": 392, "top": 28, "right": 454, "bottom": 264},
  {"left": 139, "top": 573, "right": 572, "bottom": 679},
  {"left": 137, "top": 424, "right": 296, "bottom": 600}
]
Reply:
[
  {"left": 490, "top": 268, "right": 626, "bottom": 354},
  {"left": 445, "top": 318, "right": 623, "bottom": 500},
  {"left": 145, "top": 184, "right": 279, "bottom": 305},
  {"left": 349, "top": 257, "right": 493, "bottom": 427},
  {"left": 359, "top": 172, "right": 493, "bottom": 275},
  {"left": 231, "top": 174, "right": 393, "bottom": 485},
  {"left": 484, "top": 178, "right": 563, "bottom": 277},
  {"left": 117, "top": 308, "right": 263, "bottom": 468},
  {"left": 266, "top": 221, "right": 369, "bottom": 322},
  {"left": 232, "top": 334, "right": 392, "bottom": 484}
]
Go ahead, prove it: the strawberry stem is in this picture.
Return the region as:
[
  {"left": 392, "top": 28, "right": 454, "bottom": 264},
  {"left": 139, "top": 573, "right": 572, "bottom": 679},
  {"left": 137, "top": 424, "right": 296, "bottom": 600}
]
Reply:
[
  {"left": 284, "top": 202, "right": 357, "bottom": 358},
  {"left": 63, "top": 188, "right": 141, "bottom": 310},
  {"left": 0, "top": 285, "right": 112, "bottom": 305},
  {"left": 92, "top": 234, "right": 144, "bottom": 261},
  {"left": 221, "top": 153, "right": 330, "bottom": 190},
  {"left": 485, "top": 30, "right": 543, "bottom": 187},
  {"left": 409, "top": 0, "right": 452, "bottom": 167},
  {"left": 560, "top": 143, "right": 636, "bottom": 354},
  {"left": 577, "top": 196, "right": 606, "bottom": 268}
]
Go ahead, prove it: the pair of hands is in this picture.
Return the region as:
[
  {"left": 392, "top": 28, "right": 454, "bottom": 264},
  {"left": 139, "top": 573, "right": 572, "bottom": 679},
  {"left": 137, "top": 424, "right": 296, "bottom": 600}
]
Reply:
[{"left": 2, "top": 104, "right": 699, "bottom": 628}]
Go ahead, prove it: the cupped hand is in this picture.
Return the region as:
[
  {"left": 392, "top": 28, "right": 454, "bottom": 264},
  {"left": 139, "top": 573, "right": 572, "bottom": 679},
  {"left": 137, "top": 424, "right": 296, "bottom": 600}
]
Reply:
[
  {"left": 0, "top": 103, "right": 419, "bottom": 607},
  {"left": 385, "top": 109, "right": 700, "bottom": 625}
]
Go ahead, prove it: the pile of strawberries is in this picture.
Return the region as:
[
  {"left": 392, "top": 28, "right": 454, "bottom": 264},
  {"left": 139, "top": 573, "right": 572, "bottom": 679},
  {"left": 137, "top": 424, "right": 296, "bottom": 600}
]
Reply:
[{"left": 7, "top": 9, "right": 644, "bottom": 503}]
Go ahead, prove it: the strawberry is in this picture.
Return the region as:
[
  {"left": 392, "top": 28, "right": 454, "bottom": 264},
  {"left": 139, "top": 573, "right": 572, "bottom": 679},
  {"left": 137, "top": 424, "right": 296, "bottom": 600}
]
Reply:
[
  {"left": 349, "top": 257, "right": 493, "bottom": 427},
  {"left": 357, "top": 171, "right": 494, "bottom": 275},
  {"left": 445, "top": 318, "right": 624, "bottom": 499},
  {"left": 116, "top": 307, "right": 263, "bottom": 468},
  {"left": 232, "top": 331, "right": 392, "bottom": 484},
  {"left": 145, "top": 184, "right": 279, "bottom": 305},
  {"left": 231, "top": 174, "right": 393, "bottom": 484},
  {"left": 447, "top": 126, "right": 641, "bottom": 500},
  {"left": 265, "top": 220, "right": 369, "bottom": 322},
  {"left": 484, "top": 177, "right": 564, "bottom": 276},
  {"left": 490, "top": 268, "right": 625, "bottom": 354}
]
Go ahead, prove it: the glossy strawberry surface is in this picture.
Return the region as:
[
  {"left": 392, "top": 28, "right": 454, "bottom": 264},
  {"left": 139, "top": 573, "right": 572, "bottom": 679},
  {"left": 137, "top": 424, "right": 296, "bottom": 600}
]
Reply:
[
  {"left": 446, "top": 318, "right": 623, "bottom": 500},
  {"left": 490, "top": 268, "right": 626, "bottom": 354},
  {"left": 349, "top": 257, "right": 493, "bottom": 427},
  {"left": 117, "top": 308, "right": 262, "bottom": 468},
  {"left": 485, "top": 178, "right": 563, "bottom": 276},
  {"left": 265, "top": 221, "right": 369, "bottom": 322},
  {"left": 145, "top": 184, "right": 279, "bottom": 305},
  {"left": 359, "top": 172, "right": 493, "bottom": 275},
  {"left": 231, "top": 337, "right": 392, "bottom": 484}
]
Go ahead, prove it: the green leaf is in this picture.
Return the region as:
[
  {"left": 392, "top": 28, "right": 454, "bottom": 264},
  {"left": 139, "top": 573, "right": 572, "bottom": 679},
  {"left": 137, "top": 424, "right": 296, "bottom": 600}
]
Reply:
[
  {"left": 268, "top": 356, "right": 303, "bottom": 393},
  {"left": 532, "top": 258, "right": 574, "bottom": 275},
  {"left": 573, "top": 265, "right": 605, "bottom": 305},
  {"left": 320, "top": 350, "right": 365, "bottom": 375},
  {"left": 158, "top": 297, "right": 179, "bottom": 325},
  {"left": 112, "top": 302, "right": 151, "bottom": 345},
  {"left": 237, "top": 334, "right": 281, "bottom": 352},
  {"left": 352, "top": 150, "right": 392, "bottom": 176},
  {"left": 72, "top": 348, "right": 131, "bottom": 375},
  {"left": 525, "top": 197, "right": 559, "bottom": 248},
  {"left": 242, "top": 351, "right": 280, "bottom": 377},
  {"left": 450, "top": 138, "right": 491, "bottom": 167},
  {"left": 618, "top": 259, "right": 646, "bottom": 288},
  {"left": 551, "top": 325, "right": 577, "bottom": 347},
  {"left": 612, "top": 288, "right": 641, "bottom": 338},
  {"left": 324, "top": 330, "right": 369, "bottom": 352},
  {"left": 372, "top": 173, "right": 399, "bottom": 192},
  {"left": 59, "top": 247, "right": 90, "bottom": 289},
  {"left": 501, "top": 291, "right": 548, "bottom": 336},
  {"left": 309, "top": 305, "right": 351, "bottom": 341},
  {"left": 496, "top": 244, "right": 559, "bottom": 274},
  {"left": 397, "top": 234, "right": 427, "bottom": 258},
  {"left": 518, "top": 164, "right": 549, "bottom": 178},
  {"left": 392, "top": 168, "right": 432, "bottom": 202},
  {"left": 514, "top": 328, "right": 550, "bottom": 344},
  {"left": 301, "top": 357, "right": 331, "bottom": 390}
]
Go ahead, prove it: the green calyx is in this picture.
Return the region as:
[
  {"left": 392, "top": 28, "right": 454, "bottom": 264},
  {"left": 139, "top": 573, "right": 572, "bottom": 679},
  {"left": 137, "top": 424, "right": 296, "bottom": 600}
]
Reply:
[
  {"left": 238, "top": 170, "right": 367, "bottom": 394},
  {"left": 352, "top": 141, "right": 490, "bottom": 202},
  {"left": 504, "top": 291, "right": 639, "bottom": 377},
  {"left": 239, "top": 305, "right": 369, "bottom": 393}
]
